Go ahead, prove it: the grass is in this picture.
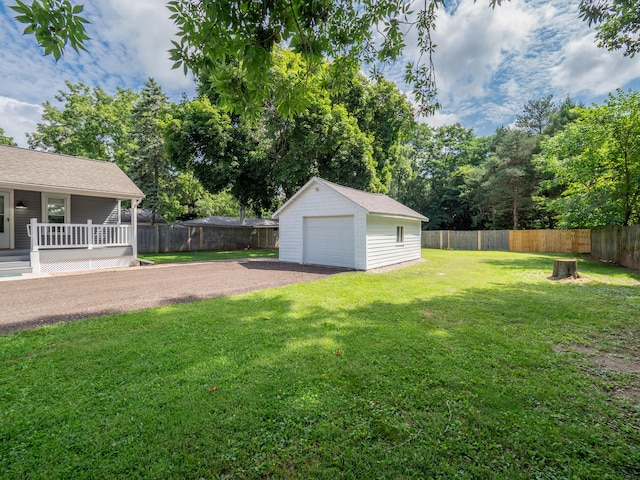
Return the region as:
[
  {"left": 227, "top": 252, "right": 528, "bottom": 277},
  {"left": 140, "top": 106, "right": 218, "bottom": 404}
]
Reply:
[
  {"left": 139, "top": 248, "right": 278, "bottom": 264},
  {"left": 1, "top": 250, "right": 639, "bottom": 479}
]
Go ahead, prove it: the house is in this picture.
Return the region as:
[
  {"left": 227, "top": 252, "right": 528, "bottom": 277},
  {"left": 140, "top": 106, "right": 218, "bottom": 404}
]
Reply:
[
  {"left": 121, "top": 208, "right": 167, "bottom": 226},
  {"left": 273, "top": 177, "right": 428, "bottom": 270},
  {"left": 0, "top": 145, "right": 144, "bottom": 276}
]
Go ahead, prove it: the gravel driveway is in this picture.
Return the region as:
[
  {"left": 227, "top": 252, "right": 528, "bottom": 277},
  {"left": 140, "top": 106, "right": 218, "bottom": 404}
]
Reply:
[{"left": 0, "top": 260, "right": 347, "bottom": 333}]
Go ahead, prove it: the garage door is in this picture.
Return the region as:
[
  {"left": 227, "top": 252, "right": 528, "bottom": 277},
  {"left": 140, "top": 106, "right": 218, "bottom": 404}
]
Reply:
[{"left": 303, "top": 216, "right": 355, "bottom": 268}]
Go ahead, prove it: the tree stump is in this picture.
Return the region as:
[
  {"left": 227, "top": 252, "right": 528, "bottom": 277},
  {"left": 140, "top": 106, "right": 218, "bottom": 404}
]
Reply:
[{"left": 551, "top": 258, "right": 579, "bottom": 279}]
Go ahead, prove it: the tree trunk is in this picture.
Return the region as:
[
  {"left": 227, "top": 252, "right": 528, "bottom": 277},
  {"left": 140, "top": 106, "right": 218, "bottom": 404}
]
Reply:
[
  {"left": 551, "top": 258, "right": 579, "bottom": 279},
  {"left": 240, "top": 205, "right": 246, "bottom": 225}
]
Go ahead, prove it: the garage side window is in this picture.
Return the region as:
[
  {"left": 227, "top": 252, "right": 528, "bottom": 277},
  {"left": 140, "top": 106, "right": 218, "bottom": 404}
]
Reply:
[{"left": 396, "top": 225, "right": 404, "bottom": 245}]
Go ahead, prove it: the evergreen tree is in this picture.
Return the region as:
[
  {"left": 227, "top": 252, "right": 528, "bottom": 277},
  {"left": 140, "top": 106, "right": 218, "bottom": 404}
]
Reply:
[{"left": 129, "top": 78, "right": 170, "bottom": 224}]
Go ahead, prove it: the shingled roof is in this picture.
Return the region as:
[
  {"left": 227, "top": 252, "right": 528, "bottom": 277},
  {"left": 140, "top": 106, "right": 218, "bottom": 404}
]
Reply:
[
  {"left": 0, "top": 145, "right": 144, "bottom": 199},
  {"left": 273, "top": 176, "right": 428, "bottom": 221}
]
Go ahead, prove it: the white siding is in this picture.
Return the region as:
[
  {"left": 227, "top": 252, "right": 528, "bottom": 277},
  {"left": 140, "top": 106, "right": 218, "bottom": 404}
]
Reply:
[
  {"left": 278, "top": 182, "right": 367, "bottom": 269},
  {"left": 366, "top": 216, "right": 422, "bottom": 269}
]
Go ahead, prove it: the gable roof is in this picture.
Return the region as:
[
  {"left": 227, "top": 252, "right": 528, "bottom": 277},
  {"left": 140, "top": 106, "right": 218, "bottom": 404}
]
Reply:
[
  {"left": 273, "top": 176, "right": 428, "bottom": 221},
  {"left": 0, "top": 145, "right": 144, "bottom": 199}
]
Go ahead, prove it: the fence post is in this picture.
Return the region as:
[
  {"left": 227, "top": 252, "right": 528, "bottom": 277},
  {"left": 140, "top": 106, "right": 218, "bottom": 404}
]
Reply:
[
  {"left": 478, "top": 230, "right": 482, "bottom": 251},
  {"left": 154, "top": 224, "right": 160, "bottom": 253}
]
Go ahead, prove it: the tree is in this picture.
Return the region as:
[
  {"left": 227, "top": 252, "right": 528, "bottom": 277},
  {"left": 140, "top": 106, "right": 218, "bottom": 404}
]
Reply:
[
  {"left": 266, "top": 101, "right": 378, "bottom": 198},
  {"left": 515, "top": 95, "right": 558, "bottom": 135},
  {"left": 356, "top": 78, "right": 415, "bottom": 190},
  {"left": 165, "top": 51, "right": 414, "bottom": 212},
  {"left": 27, "top": 81, "right": 138, "bottom": 170},
  {"left": 0, "top": 127, "right": 17, "bottom": 146},
  {"left": 10, "top": 0, "right": 89, "bottom": 60},
  {"left": 129, "top": 78, "right": 170, "bottom": 224},
  {"left": 164, "top": 96, "right": 277, "bottom": 214},
  {"left": 544, "top": 96, "right": 582, "bottom": 136},
  {"left": 478, "top": 128, "right": 539, "bottom": 230},
  {"left": 579, "top": 0, "right": 640, "bottom": 57},
  {"left": 538, "top": 89, "right": 640, "bottom": 227},
  {"left": 399, "top": 123, "right": 487, "bottom": 230}
]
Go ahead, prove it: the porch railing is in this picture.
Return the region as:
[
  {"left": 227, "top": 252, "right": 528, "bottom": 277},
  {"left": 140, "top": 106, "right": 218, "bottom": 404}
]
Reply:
[{"left": 27, "top": 219, "right": 132, "bottom": 251}]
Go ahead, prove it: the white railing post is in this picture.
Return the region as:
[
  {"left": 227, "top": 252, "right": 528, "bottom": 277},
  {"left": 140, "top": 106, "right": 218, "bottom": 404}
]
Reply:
[
  {"left": 28, "top": 218, "right": 41, "bottom": 274},
  {"left": 87, "top": 219, "right": 93, "bottom": 249},
  {"left": 29, "top": 218, "right": 39, "bottom": 252}
]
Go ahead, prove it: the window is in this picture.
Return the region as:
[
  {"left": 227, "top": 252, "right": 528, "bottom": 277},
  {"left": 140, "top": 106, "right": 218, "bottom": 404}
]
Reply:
[
  {"left": 42, "top": 194, "right": 70, "bottom": 224},
  {"left": 396, "top": 225, "right": 404, "bottom": 244}
]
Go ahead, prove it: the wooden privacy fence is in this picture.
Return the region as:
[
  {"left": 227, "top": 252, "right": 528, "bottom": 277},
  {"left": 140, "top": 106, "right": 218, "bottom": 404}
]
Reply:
[
  {"left": 422, "top": 229, "right": 591, "bottom": 254},
  {"left": 591, "top": 225, "right": 640, "bottom": 271},
  {"left": 138, "top": 225, "right": 279, "bottom": 254}
]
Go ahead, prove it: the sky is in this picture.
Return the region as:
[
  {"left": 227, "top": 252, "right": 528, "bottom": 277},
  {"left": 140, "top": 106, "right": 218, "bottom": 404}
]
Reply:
[{"left": 1, "top": 0, "right": 640, "bottom": 147}]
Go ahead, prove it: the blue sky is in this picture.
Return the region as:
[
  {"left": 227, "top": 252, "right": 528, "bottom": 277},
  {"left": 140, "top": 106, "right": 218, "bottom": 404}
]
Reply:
[{"left": 1, "top": 0, "right": 640, "bottom": 146}]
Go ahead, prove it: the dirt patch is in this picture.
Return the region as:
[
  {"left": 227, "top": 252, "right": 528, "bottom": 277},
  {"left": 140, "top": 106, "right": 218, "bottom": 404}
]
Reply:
[
  {"left": 555, "top": 342, "right": 640, "bottom": 406},
  {"left": 0, "top": 259, "right": 348, "bottom": 333},
  {"left": 591, "top": 356, "right": 640, "bottom": 374},
  {"left": 613, "top": 388, "right": 640, "bottom": 405},
  {"left": 555, "top": 344, "right": 640, "bottom": 373}
]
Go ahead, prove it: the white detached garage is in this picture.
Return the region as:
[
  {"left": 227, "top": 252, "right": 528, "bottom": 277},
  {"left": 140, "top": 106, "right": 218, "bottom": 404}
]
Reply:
[{"left": 273, "top": 177, "right": 428, "bottom": 270}]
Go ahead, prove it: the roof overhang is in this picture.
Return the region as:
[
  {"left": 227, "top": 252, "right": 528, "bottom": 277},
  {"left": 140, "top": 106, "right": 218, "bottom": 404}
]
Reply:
[
  {"left": 368, "top": 212, "right": 429, "bottom": 222},
  {"left": 0, "top": 181, "right": 145, "bottom": 201}
]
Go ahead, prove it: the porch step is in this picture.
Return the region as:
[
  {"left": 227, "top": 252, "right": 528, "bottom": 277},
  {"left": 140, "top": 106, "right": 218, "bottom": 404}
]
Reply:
[
  {"left": 0, "top": 261, "right": 33, "bottom": 277},
  {"left": 0, "top": 251, "right": 32, "bottom": 277},
  {"left": 0, "top": 250, "right": 30, "bottom": 261}
]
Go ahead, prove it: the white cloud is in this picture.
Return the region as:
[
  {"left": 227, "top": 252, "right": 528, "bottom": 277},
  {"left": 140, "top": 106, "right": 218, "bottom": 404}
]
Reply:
[
  {"left": 0, "top": 97, "right": 42, "bottom": 147},
  {"left": 550, "top": 33, "right": 640, "bottom": 95},
  {"left": 431, "top": 0, "right": 538, "bottom": 101},
  {"left": 87, "top": 1, "right": 194, "bottom": 92},
  {"left": 0, "top": 1, "right": 195, "bottom": 146},
  {"left": 424, "top": 111, "right": 461, "bottom": 129}
]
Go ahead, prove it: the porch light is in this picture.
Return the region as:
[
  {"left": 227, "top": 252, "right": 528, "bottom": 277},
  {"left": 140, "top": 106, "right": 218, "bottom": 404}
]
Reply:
[{"left": 16, "top": 200, "right": 27, "bottom": 209}]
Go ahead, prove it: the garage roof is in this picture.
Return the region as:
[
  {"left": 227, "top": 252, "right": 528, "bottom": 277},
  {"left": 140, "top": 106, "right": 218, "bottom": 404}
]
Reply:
[
  {"left": 273, "top": 176, "right": 428, "bottom": 221},
  {"left": 0, "top": 144, "right": 144, "bottom": 199}
]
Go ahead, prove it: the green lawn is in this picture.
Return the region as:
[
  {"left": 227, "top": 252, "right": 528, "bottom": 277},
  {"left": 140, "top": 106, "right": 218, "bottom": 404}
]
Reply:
[
  {"left": 1, "top": 250, "right": 639, "bottom": 479},
  {"left": 139, "top": 248, "right": 278, "bottom": 264}
]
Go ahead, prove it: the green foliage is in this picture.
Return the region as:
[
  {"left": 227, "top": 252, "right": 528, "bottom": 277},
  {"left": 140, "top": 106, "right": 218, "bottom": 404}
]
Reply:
[
  {"left": 477, "top": 128, "right": 540, "bottom": 229},
  {"left": 544, "top": 96, "right": 583, "bottom": 136},
  {"left": 158, "top": 172, "right": 242, "bottom": 222},
  {"left": 1, "top": 250, "right": 639, "bottom": 478},
  {"left": 10, "top": 0, "right": 89, "bottom": 60},
  {"left": 128, "top": 78, "right": 170, "bottom": 223},
  {"left": 194, "top": 190, "right": 242, "bottom": 218},
  {"left": 0, "top": 127, "right": 17, "bottom": 146},
  {"left": 515, "top": 94, "right": 557, "bottom": 135},
  {"left": 164, "top": 95, "right": 278, "bottom": 212},
  {"left": 166, "top": 53, "right": 413, "bottom": 210},
  {"left": 166, "top": 1, "right": 509, "bottom": 118},
  {"left": 538, "top": 89, "right": 640, "bottom": 227},
  {"left": 580, "top": 0, "right": 640, "bottom": 57},
  {"left": 27, "top": 81, "right": 138, "bottom": 170},
  {"left": 400, "top": 123, "right": 487, "bottom": 230}
]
